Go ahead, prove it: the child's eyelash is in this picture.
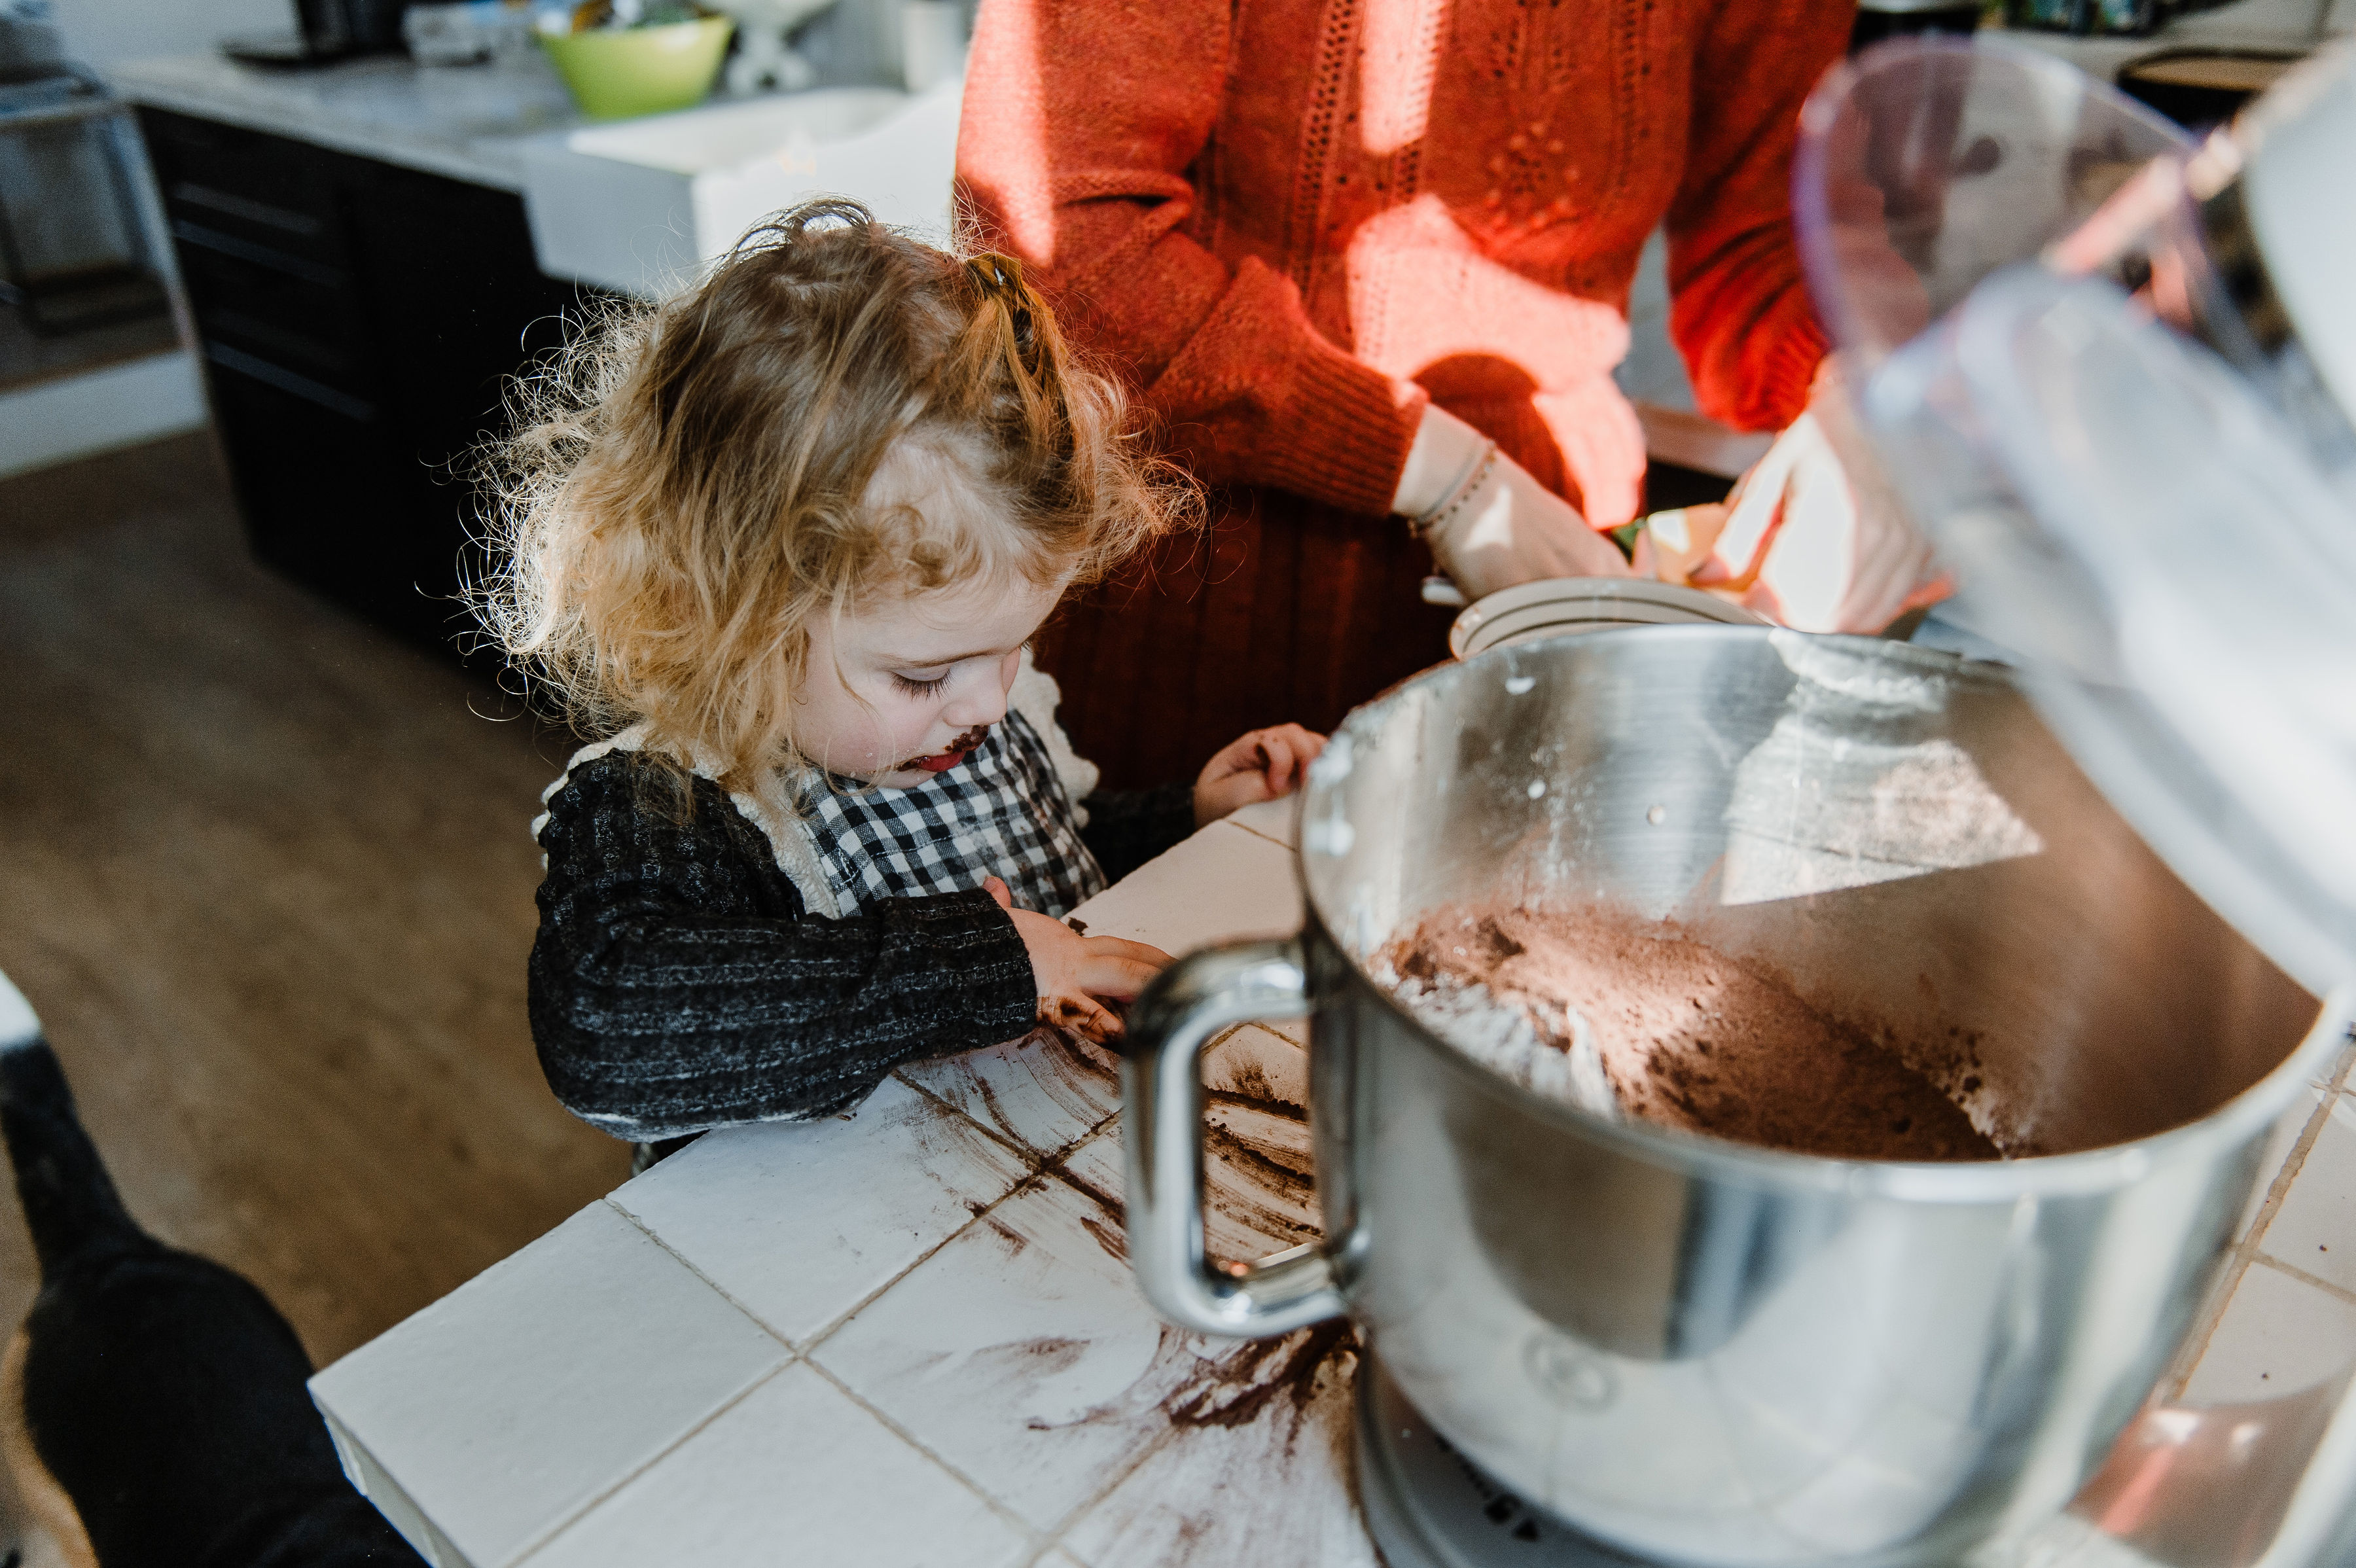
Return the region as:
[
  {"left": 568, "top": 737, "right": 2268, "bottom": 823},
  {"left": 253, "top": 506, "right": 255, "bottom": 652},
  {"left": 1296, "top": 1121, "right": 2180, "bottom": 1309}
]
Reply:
[{"left": 893, "top": 672, "right": 949, "bottom": 696}]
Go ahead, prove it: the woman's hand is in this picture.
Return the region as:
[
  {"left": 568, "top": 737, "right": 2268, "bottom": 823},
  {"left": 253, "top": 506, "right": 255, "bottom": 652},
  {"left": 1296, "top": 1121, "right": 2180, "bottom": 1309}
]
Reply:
[
  {"left": 1673, "top": 363, "right": 1950, "bottom": 633},
  {"left": 1193, "top": 723, "right": 1325, "bottom": 827},
  {"left": 1395, "top": 405, "right": 1630, "bottom": 601},
  {"left": 984, "top": 876, "right": 1170, "bottom": 1044}
]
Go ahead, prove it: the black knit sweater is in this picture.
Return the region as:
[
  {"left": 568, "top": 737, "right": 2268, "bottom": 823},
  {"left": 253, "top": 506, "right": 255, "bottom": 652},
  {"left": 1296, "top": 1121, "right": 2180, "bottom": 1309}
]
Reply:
[{"left": 529, "top": 751, "right": 1197, "bottom": 1140}]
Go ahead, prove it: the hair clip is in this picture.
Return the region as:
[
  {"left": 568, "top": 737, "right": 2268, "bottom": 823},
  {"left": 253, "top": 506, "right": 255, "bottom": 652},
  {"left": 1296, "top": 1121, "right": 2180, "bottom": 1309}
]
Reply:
[
  {"left": 966, "top": 251, "right": 1044, "bottom": 377},
  {"left": 966, "top": 253, "right": 1026, "bottom": 303}
]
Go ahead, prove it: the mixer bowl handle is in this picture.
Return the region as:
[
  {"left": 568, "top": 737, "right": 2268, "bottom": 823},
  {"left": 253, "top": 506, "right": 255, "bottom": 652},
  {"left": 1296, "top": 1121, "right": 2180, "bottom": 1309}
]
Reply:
[{"left": 1118, "top": 937, "right": 1347, "bottom": 1338}]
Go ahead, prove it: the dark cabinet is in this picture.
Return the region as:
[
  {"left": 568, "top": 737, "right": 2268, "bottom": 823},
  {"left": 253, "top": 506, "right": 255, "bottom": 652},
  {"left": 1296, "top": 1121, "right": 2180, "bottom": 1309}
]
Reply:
[{"left": 138, "top": 108, "right": 601, "bottom": 660}]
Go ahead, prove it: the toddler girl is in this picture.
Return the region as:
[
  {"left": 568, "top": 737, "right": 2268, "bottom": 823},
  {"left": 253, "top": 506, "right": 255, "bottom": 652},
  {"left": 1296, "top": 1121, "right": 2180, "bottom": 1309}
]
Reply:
[{"left": 478, "top": 200, "right": 1322, "bottom": 1142}]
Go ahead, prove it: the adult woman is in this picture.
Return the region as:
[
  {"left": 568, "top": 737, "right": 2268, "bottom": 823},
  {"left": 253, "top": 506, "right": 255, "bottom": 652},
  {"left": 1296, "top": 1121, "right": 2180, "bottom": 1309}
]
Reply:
[{"left": 955, "top": 0, "right": 1878, "bottom": 785}]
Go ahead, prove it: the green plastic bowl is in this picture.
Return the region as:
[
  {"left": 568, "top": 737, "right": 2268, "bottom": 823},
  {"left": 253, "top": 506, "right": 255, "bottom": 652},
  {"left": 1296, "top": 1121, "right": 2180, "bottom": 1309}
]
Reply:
[{"left": 541, "top": 15, "right": 735, "bottom": 122}]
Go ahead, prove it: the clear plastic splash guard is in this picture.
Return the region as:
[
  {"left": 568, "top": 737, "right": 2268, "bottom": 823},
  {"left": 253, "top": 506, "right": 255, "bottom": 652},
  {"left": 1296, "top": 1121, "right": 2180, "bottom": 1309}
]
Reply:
[{"left": 1792, "top": 33, "right": 2356, "bottom": 1567}]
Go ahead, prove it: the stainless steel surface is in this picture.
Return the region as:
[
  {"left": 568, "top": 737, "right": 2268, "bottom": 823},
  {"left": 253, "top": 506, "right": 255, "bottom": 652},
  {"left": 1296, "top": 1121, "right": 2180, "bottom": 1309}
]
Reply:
[
  {"left": 1121, "top": 938, "right": 1342, "bottom": 1336},
  {"left": 1120, "top": 626, "right": 2350, "bottom": 1568},
  {"left": 1357, "top": 1349, "right": 1659, "bottom": 1567}
]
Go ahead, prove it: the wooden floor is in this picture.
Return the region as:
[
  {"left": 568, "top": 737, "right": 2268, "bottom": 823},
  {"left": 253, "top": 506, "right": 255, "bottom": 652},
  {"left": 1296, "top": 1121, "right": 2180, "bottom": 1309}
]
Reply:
[{"left": 0, "top": 433, "right": 630, "bottom": 1537}]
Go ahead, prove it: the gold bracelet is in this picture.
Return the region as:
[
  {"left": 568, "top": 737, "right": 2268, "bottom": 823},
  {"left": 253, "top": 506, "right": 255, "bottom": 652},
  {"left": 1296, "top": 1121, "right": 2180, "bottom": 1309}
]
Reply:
[{"left": 1407, "top": 441, "right": 1499, "bottom": 541}]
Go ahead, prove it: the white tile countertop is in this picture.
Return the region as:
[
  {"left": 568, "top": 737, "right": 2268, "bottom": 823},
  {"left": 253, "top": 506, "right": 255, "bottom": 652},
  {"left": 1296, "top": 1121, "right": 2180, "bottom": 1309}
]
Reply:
[
  {"left": 110, "top": 52, "right": 586, "bottom": 192},
  {"left": 311, "top": 795, "right": 2356, "bottom": 1568}
]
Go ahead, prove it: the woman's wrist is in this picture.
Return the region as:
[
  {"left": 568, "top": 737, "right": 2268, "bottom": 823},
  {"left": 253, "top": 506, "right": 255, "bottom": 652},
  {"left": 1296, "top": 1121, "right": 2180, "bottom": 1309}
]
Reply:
[{"left": 1391, "top": 404, "right": 1494, "bottom": 518}]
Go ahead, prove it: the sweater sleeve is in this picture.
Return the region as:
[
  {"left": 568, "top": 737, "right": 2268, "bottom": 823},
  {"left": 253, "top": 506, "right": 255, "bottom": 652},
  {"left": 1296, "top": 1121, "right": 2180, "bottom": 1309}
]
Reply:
[
  {"left": 528, "top": 755, "right": 1039, "bottom": 1140},
  {"left": 1077, "top": 781, "right": 1200, "bottom": 884},
  {"left": 1662, "top": 0, "right": 1850, "bottom": 433},
  {"left": 954, "top": 0, "right": 1425, "bottom": 516}
]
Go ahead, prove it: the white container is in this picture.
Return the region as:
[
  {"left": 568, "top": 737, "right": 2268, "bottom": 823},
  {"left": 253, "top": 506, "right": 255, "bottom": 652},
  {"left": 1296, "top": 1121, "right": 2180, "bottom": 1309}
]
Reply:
[
  {"left": 518, "top": 71, "right": 963, "bottom": 299},
  {"left": 1448, "top": 575, "right": 1764, "bottom": 661}
]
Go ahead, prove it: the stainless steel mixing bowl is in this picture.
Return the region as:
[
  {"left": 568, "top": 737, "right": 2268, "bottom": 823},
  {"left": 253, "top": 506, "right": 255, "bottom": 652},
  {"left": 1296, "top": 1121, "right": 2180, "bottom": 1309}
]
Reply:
[{"left": 1121, "top": 626, "right": 2349, "bottom": 1568}]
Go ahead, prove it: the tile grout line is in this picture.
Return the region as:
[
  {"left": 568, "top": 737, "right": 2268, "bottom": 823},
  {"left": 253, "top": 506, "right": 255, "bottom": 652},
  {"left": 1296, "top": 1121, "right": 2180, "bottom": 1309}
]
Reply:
[
  {"left": 1012, "top": 1120, "right": 1282, "bottom": 1561},
  {"left": 501, "top": 1356, "right": 802, "bottom": 1567},
  {"left": 569, "top": 1039, "right": 1228, "bottom": 1563},
  {"left": 2248, "top": 1248, "right": 2356, "bottom": 1308},
  {"left": 893, "top": 1065, "right": 1052, "bottom": 1168},
  {"left": 796, "top": 1126, "right": 1094, "bottom": 1357},
  {"left": 799, "top": 1354, "right": 1053, "bottom": 1559},
  {"left": 774, "top": 1069, "right": 1094, "bottom": 1355},
  {"left": 577, "top": 1099, "right": 1093, "bottom": 1557},
  {"left": 482, "top": 1200, "right": 809, "bottom": 1561},
  {"left": 794, "top": 1114, "right": 1189, "bottom": 1565},
  {"left": 599, "top": 1195, "right": 802, "bottom": 1352},
  {"left": 2162, "top": 1038, "right": 2356, "bottom": 1400},
  {"left": 1225, "top": 818, "right": 1293, "bottom": 851},
  {"left": 786, "top": 1065, "right": 1139, "bottom": 1375},
  {"left": 796, "top": 1201, "right": 999, "bottom": 1355},
  {"left": 894, "top": 1021, "right": 1254, "bottom": 1180},
  {"left": 1024, "top": 1408, "right": 1198, "bottom": 1563},
  {"left": 518, "top": 1111, "right": 1134, "bottom": 1568},
  {"left": 798, "top": 1130, "right": 1210, "bottom": 1568}
]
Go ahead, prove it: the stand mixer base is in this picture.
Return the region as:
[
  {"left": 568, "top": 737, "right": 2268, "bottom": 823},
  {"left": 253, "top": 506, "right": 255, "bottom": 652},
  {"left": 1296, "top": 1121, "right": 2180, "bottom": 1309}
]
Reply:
[{"left": 1354, "top": 1353, "right": 1661, "bottom": 1568}]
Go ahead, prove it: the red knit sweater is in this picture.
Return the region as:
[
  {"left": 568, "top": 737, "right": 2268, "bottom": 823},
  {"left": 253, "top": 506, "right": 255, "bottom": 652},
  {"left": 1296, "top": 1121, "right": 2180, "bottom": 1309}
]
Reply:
[{"left": 955, "top": 0, "right": 1848, "bottom": 529}]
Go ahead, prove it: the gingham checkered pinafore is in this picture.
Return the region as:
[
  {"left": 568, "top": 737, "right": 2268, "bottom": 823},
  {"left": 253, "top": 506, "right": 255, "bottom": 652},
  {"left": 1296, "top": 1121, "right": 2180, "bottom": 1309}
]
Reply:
[{"left": 797, "top": 709, "right": 1107, "bottom": 919}]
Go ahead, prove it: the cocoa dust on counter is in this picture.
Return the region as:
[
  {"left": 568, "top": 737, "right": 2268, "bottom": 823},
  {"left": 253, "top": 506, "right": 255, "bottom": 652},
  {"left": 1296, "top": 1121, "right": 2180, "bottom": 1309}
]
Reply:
[{"left": 1380, "top": 902, "right": 2001, "bottom": 1162}]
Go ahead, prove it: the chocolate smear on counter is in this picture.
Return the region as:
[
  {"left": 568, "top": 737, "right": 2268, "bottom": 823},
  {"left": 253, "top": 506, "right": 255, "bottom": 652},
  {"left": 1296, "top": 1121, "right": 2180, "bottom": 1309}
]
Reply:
[
  {"left": 1204, "top": 1120, "right": 1315, "bottom": 1211},
  {"left": 1163, "top": 1320, "right": 1359, "bottom": 1437}
]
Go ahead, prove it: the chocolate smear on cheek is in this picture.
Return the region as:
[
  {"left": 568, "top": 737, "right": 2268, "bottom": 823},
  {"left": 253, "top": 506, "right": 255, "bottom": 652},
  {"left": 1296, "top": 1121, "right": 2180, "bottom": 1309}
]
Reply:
[{"left": 893, "top": 722, "right": 993, "bottom": 772}]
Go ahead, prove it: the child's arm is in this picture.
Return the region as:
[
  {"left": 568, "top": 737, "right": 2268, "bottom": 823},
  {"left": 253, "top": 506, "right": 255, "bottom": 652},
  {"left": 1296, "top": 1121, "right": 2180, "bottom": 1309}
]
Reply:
[
  {"left": 1191, "top": 724, "right": 1325, "bottom": 827},
  {"left": 1073, "top": 724, "right": 1328, "bottom": 880},
  {"left": 529, "top": 756, "right": 1039, "bottom": 1141},
  {"left": 1075, "top": 781, "right": 1197, "bottom": 882},
  {"left": 982, "top": 877, "right": 1168, "bottom": 1045}
]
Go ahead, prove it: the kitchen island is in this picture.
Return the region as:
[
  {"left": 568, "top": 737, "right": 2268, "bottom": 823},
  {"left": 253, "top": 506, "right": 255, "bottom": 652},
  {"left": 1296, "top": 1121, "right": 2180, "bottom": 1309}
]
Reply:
[
  {"left": 305, "top": 794, "right": 2356, "bottom": 1567},
  {"left": 106, "top": 52, "right": 957, "bottom": 658},
  {"left": 111, "top": 52, "right": 583, "bottom": 191},
  {"left": 111, "top": 53, "right": 596, "bottom": 658}
]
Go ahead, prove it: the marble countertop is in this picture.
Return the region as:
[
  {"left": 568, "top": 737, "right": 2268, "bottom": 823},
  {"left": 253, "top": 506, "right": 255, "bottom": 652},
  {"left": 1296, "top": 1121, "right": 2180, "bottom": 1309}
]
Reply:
[
  {"left": 308, "top": 793, "right": 2356, "bottom": 1568},
  {"left": 109, "top": 52, "right": 588, "bottom": 192},
  {"left": 1991, "top": 0, "right": 2349, "bottom": 79},
  {"left": 110, "top": 0, "right": 2351, "bottom": 202}
]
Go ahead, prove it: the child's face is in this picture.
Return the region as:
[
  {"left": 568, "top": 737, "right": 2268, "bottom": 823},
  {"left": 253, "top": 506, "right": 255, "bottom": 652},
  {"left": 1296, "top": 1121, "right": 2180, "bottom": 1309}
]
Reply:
[{"left": 798, "top": 575, "right": 1063, "bottom": 787}]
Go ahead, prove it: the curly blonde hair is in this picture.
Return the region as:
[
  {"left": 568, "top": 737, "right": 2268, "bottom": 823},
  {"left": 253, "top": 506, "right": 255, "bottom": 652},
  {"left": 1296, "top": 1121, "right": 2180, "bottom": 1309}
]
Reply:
[{"left": 474, "top": 198, "right": 1188, "bottom": 802}]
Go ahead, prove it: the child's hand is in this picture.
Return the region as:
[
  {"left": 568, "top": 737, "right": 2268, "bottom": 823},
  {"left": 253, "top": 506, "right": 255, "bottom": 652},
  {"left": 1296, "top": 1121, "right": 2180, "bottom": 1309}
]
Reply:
[
  {"left": 984, "top": 877, "right": 1171, "bottom": 1044},
  {"left": 1193, "top": 724, "right": 1326, "bottom": 827}
]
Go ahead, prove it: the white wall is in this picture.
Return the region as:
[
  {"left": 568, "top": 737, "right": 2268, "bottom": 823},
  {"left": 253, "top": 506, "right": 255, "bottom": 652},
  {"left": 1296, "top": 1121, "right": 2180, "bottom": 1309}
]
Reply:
[
  {"left": 51, "top": 0, "right": 293, "bottom": 71},
  {"left": 0, "top": 352, "right": 207, "bottom": 480},
  {"left": 0, "top": 0, "right": 228, "bottom": 478},
  {"left": 1613, "top": 228, "right": 1698, "bottom": 417}
]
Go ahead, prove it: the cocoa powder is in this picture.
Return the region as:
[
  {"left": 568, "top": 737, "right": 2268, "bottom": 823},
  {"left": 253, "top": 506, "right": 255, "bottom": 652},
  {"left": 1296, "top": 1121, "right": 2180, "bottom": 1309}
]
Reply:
[{"left": 1382, "top": 902, "right": 2000, "bottom": 1162}]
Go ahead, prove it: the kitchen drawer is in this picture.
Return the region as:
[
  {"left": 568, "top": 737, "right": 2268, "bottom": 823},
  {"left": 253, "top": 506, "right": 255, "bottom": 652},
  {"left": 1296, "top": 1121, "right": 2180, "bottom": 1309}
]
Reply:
[
  {"left": 138, "top": 107, "right": 350, "bottom": 270},
  {"left": 205, "top": 359, "right": 456, "bottom": 639},
  {"left": 171, "top": 223, "right": 374, "bottom": 395},
  {"left": 139, "top": 107, "right": 595, "bottom": 663}
]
